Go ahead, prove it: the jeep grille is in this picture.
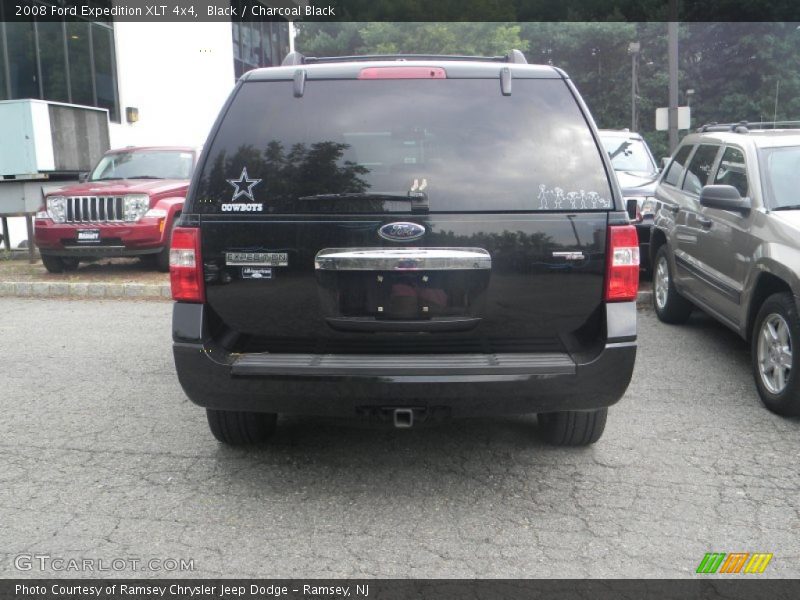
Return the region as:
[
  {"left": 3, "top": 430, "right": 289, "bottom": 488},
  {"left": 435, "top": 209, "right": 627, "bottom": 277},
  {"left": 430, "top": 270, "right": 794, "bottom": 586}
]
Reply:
[{"left": 65, "top": 196, "right": 125, "bottom": 223}]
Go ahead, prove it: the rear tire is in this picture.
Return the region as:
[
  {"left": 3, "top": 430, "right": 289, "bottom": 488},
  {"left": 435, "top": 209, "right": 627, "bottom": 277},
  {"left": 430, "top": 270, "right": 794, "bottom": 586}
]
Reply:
[
  {"left": 652, "top": 245, "right": 692, "bottom": 324},
  {"left": 751, "top": 292, "right": 800, "bottom": 416},
  {"left": 206, "top": 409, "right": 277, "bottom": 445},
  {"left": 537, "top": 408, "right": 607, "bottom": 446},
  {"left": 42, "top": 254, "right": 69, "bottom": 273}
]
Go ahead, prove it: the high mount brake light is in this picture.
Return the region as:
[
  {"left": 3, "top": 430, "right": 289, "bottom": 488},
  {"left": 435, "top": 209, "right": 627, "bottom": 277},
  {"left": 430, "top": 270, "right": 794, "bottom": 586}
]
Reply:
[
  {"left": 169, "top": 227, "right": 205, "bottom": 303},
  {"left": 358, "top": 67, "right": 447, "bottom": 79},
  {"left": 605, "top": 225, "right": 640, "bottom": 302}
]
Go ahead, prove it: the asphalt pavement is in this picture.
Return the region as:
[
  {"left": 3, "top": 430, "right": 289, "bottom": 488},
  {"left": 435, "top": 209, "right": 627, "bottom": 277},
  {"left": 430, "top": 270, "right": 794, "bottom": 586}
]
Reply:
[{"left": 1, "top": 298, "right": 798, "bottom": 578}]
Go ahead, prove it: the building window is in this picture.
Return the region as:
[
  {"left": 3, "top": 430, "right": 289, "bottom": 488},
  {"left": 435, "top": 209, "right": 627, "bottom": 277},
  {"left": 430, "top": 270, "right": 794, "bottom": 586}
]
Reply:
[
  {"left": 0, "top": 5, "right": 120, "bottom": 123},
  {"left": 231, "top": 16, "right": 289, "bottom": 80},
  {"left": 0, "top": 24, "right": 7, "bottom": 100},
  {"left": 92, "top": 24, "right": 118, "bottom": 122},
  {"left": 37, "top": 20, "right": 69, "bottom": 103},
  {"left": 5, "top": 22, "right": 38, "bottom": 99},
  {"left": 66, "top": 21, "right": 94, "bottom": 106}
]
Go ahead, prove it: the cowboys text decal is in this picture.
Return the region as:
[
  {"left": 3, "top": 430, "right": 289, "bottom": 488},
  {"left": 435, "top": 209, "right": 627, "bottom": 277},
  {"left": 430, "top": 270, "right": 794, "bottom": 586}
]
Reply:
[{"left": 223, "top": 167, "right": 263, "bottom": 212}]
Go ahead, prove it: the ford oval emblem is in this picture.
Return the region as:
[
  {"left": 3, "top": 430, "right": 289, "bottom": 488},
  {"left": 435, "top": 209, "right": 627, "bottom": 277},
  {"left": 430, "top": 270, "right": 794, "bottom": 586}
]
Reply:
[{"left": 378, "top": 222, "right": 426, "bottom": 242}]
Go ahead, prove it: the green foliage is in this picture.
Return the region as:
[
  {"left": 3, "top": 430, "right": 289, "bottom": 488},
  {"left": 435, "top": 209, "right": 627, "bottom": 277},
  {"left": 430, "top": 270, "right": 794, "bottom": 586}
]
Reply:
[
  {"left": 359, "top": 23, "right": 528, "bottom": 55},
  {"left": 295, "top": 22, "right": 528, "bottom": 57}
]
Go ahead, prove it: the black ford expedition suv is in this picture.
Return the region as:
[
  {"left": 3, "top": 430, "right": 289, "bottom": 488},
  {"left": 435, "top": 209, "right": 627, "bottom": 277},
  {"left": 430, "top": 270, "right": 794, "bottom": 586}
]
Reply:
[{"left": 170, "top": 51, "right": 639, "bottom": 446}]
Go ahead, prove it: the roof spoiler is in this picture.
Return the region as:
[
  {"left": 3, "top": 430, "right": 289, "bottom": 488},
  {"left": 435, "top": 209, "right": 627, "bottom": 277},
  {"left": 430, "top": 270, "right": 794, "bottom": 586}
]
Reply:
[{"left": 282, "top": 49, "right": 528, "bottom": 66}]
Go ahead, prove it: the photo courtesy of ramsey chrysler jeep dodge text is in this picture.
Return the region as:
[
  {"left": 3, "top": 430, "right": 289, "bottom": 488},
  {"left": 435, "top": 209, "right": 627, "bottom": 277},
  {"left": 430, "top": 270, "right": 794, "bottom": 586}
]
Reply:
[{"left": 170, "top": 51, "right": 639, "bottom": 446}]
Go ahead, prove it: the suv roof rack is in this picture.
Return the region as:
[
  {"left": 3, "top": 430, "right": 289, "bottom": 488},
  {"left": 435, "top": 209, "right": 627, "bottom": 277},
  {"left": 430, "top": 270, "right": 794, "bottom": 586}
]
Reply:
[
  {"left": 697, "top": 120, "right": 800, "bottom": 133},
  {"left": 282, "top": 49, "right": 528, "bottom": 67}
]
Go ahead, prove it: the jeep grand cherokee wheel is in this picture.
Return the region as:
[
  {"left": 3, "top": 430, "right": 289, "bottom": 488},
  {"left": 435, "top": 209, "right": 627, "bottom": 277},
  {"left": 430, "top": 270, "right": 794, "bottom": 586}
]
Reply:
[
  {"left": 653, "top": 246, "right": 692, "bottom": 324},
  {"left": 752, "top": 292, "right": 800, "bottom": 416},
  {"left": 41, "top": 255, "right": 79, "bottom": 273},
  {"left": 206, "top": 409, "right": 277, "bottom": 445},
  {"left": 537, "top": 409, "right": 607, "bottom": 446}
]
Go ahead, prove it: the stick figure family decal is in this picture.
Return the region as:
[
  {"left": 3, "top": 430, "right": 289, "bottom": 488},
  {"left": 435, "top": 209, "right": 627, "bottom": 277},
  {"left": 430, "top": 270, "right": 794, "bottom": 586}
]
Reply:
[{"left": 536, "top": 184, "right": 610, "bottom": 210}]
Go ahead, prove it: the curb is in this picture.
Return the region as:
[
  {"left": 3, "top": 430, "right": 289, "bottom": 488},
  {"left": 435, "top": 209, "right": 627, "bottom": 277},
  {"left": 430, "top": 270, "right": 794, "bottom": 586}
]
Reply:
[
  {"left": 0, "top": 281, "right": 171, "bottom": 300},
  {"left": 0, "top": 281, "right": 655, "bottom": 306}
]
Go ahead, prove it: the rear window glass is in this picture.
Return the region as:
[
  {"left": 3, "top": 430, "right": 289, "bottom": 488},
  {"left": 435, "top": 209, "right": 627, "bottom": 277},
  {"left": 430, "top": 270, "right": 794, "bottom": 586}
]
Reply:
[
  {"left": 761, "top": 146, "right": 800, "bottom": 209},
  {"left": 600, "top": 135, "right": 657, "bottom": 174},
  {"left": 663, "top": 144, "right": 693, "bottom": 187},
  {"left": 682, "top": 144, "right": 720, "bottom": 195},
  {"left": 192, "top": 78, "right": 613, "bottom": 214},
  {"left": 714, "top": 147, "right": 748, "bottom": 198}
]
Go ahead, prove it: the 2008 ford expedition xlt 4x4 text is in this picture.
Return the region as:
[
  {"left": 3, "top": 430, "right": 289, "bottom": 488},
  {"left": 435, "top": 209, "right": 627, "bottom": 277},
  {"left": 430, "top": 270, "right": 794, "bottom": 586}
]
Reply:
[{"left": 170, "top": 51, "right": 639, "bottom": 446}]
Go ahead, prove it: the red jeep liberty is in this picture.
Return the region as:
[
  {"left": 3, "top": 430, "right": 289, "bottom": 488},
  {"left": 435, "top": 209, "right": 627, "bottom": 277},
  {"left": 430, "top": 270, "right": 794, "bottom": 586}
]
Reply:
[{"left": 35, "top": 146, "right": 197, "bottom": 272}]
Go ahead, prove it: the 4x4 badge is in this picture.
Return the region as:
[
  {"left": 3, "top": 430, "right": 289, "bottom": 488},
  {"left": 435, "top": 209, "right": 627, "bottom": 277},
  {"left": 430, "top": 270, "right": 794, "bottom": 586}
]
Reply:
[
  {"left": 378, "top": 222, "right": 426, "bottom": 242},
  {"left": 226, "top": 167, "right": 262, "bottom": 202}
]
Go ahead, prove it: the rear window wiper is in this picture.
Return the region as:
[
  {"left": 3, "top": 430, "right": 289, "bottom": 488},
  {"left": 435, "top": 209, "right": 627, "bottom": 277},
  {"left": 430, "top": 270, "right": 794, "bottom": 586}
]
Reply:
[
  {"left": 772, "top": 204, "right": 800, "bottom": 211},
  {"left": 297, "top": 191, "right": 429, "bottom": 212}
]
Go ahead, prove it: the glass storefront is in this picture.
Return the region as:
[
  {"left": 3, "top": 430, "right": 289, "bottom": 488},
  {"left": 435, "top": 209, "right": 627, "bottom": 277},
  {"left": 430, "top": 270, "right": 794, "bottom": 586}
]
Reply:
[{"left": 0, "top": 3, "right": 120, "bottom": 122}]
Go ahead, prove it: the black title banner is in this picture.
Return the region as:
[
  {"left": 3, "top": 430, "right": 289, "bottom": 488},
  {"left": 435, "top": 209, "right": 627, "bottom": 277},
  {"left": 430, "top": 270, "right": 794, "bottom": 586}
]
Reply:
[
  {"left": 5, "top": 580, "right": 800, "bottom": 600},
  {"left": 3, "top": 0, "right": 800, "bottom": 22}
]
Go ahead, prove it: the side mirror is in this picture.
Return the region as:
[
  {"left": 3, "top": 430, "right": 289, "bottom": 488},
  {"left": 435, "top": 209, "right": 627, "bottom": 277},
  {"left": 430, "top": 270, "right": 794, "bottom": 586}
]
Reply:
[
  {"left": 78, "top": 172, "right": 89, "bottom": 182},
  {"left": 660, "top": 157, "right": 670, "bottom": 170},
  {"left": 699, "top": 185, "right": 751, "bottom": 213}
]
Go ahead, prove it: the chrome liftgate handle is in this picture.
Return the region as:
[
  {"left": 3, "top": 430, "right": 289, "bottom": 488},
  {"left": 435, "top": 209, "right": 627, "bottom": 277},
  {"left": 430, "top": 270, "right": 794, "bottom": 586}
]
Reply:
[{"left": 314, "top": 247, "right": 492, "bottom": 271}]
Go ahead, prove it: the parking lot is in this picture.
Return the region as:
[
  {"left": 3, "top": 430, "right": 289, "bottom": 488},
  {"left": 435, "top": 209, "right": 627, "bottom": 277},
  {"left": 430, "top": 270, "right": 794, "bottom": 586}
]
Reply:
[{"left": 1, "top": 297, "right": 799, "bottom": 578}]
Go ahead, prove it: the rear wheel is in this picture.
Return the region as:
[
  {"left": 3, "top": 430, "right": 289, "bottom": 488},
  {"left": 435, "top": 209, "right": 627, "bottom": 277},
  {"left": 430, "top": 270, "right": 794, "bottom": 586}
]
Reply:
[
  {"left": 537, "top": 408, "right": 607, "bottom": 446},
  {"left": 751, "top": 292, "right": 800, "bottom": 416},
  {"left": 206, "top": 409, "right": 277, "bottom": 445},
  {"left": 41, "top": 255, "right": 78, "bottom": 273},
  {"left": 652, "top": 245, "right": 692, "bottom": 324}
]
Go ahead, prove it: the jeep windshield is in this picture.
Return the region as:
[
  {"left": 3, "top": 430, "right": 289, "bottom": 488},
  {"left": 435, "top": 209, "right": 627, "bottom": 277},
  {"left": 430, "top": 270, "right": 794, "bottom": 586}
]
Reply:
[
  {"left": 90, "top": 150, "right": 195, "bottom": 181},
  {"left": 194, "top": 78, "right": 613, "bottom": 213},
  {"left": 599, "top": 135, "right": 657, "bottom": 175},
  {"left": 762, "top": 146, "right": 800, "bottom": 210}
]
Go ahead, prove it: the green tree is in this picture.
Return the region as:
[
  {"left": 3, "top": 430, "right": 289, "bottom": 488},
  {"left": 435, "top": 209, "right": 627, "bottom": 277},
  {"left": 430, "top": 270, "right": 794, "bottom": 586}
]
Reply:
[{"left": 295, "top": 22, "right": 528, "bottom": 57}]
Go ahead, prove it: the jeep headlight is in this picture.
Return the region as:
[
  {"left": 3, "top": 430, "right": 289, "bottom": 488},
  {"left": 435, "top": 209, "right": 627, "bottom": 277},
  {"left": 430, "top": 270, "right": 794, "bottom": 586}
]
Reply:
[
  {"left": 46, "top": 196, "right": 67, "bottom": 223},
  {"left": 123, "top": 194, "right": 150, "bottom": 222}
]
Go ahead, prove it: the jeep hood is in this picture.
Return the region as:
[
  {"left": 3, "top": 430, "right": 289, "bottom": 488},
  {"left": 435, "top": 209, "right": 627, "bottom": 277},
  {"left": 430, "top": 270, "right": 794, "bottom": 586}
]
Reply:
[{"left": 48, "top": 179, "right": 188, "bottom": 197}]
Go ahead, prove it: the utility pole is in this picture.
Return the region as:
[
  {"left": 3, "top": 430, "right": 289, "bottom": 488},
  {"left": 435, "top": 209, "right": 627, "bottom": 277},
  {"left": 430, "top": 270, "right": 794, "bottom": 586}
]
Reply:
[
  {"left": 629, "top": 42, "right": 640, "bottom": 131},
  {"left": 668, "top": 0, "right": 679, "bottom": 151}
]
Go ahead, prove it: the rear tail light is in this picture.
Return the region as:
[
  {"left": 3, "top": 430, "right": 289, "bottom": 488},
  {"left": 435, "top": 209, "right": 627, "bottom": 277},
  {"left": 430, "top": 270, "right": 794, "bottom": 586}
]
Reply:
[
  {"left": 170, "top": 227, "right": 205, "bottom": 303},
  {"left": 605, "top": 225, "right": 640, "bottom": 302}
]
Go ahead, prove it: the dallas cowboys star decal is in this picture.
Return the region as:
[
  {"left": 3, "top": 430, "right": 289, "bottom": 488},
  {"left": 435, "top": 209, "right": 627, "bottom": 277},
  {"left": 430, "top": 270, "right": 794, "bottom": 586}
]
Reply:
[{"left": 226, "top": 167, "right": 262, "bottom": 201}]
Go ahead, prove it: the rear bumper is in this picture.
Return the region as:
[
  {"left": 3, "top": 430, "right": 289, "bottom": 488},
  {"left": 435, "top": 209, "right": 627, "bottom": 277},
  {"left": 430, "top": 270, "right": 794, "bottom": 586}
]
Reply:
[
  {"left": 172, "top": 302, "right": 637, "bottom": 417},
  {"left": 34, "top": 218, "right": 168, "bottom": 256}
]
